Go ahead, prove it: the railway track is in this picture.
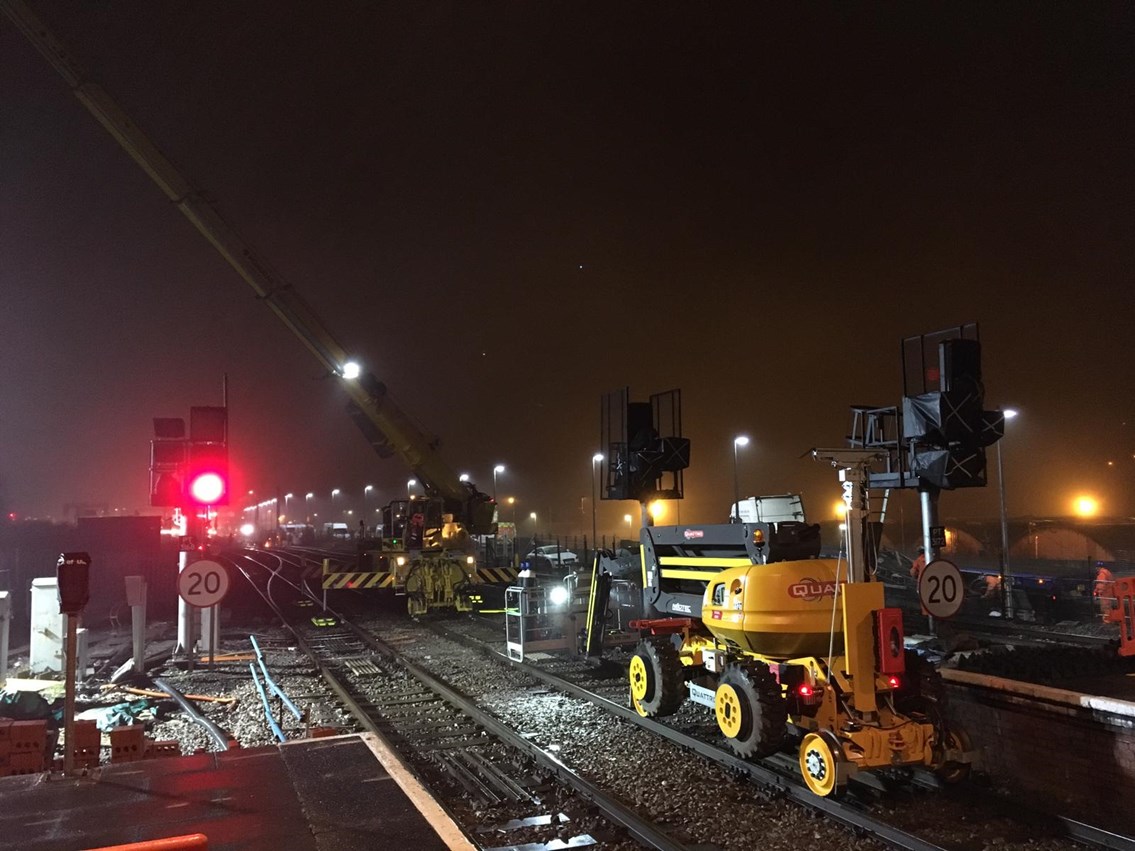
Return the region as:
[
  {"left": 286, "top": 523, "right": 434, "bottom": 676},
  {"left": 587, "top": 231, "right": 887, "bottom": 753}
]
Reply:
[
  {"left": 231, "top": 553, "right": 1132, "bottom": 850},
  {"left": 235, "top": 553, "right": 691, "bottom": 849},
  {"left": 419, "top": 613, "right": 1135, "bottom": 851}
]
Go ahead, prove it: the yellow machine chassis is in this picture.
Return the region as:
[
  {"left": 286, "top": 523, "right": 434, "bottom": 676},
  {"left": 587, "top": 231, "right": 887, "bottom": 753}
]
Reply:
[{"left": 631, "top": 580, "right": 969, "bottom": 796}]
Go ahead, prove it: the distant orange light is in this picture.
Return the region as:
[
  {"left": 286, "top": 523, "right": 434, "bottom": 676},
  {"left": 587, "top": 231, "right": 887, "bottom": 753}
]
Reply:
[
  {"left": 1073, "top": 495, "right": 1099, "bottom": 518},
  {"left": 833, "top": 501, "right": 847, "bottom": 519}
]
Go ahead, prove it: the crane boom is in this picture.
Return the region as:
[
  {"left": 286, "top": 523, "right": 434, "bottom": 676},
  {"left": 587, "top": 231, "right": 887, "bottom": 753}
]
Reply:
[{"left": 4, "top": 0, "right": 495, "bottom": 532}]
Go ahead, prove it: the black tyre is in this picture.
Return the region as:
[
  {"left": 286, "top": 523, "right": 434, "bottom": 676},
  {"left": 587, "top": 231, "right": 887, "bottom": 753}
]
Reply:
[
  {"left": 715, "top": 662, "right": 788, "bottom": 759},
  {"left": 894, "top": 649, "right": 947, "bottom": 717},
  {"left": 628, "top": 638, "right": 684, "bottom": 717}
]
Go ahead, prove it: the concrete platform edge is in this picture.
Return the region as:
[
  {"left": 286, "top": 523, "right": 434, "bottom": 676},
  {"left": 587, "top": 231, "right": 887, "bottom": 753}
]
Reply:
[
  {"left": 942, "top": 667, "right": 1135, "bottom": 718},
  {"left": 283, "top": 733, "right": 475, "bottom": 850}
]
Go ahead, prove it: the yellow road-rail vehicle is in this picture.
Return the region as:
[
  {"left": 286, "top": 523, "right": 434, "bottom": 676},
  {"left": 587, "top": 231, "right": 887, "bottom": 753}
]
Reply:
[{"left": 598, "top": 457, "right": 970, "bottom": 797}]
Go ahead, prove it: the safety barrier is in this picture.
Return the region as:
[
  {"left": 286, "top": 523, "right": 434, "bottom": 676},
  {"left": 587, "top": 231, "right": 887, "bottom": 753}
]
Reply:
[{"left": 1109, "top": 576, "right": 1135, "bottom": 656}]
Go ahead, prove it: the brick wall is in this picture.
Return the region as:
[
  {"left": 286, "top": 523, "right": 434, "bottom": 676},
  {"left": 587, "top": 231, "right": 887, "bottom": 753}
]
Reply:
[{"left": 943, "top": 670, "right": 1135, "bottom": 835}]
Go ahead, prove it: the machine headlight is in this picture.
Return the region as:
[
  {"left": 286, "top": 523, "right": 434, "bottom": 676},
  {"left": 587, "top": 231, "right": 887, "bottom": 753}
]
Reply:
[{"left": 548, "top": 585, "right": 570, "bottom": 607}]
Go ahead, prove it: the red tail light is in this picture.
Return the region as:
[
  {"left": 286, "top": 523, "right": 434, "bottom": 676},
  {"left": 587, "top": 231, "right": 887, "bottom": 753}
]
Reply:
[{"left": 796, "top": 682, "right": 823, "bottom": 705}]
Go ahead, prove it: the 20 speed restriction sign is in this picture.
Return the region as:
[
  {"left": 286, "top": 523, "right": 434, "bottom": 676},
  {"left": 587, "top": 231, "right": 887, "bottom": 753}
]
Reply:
[
  {"left": 918, "top": 559, "right": 963, "bottom": 619},
  {"left": 178, "top": 559, "right": 230, "bottom": 608}
]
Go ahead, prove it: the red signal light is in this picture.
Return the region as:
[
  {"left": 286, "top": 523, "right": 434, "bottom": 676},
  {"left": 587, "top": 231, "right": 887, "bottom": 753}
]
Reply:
[
  {"left": 186, "top": 441, "right": 228, "bottom": 506},
  {"left": 188, "top": 471, "right": 226, "bottom": 505},
  {"left": 797, "top": 684, "right": 813, "bottom": 697},
  {"left": 886, "top": 675, "right": 901, "bottom": 689}
]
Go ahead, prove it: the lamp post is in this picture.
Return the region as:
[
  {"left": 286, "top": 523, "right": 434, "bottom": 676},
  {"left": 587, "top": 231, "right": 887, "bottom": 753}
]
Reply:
[
  {"left": 997, "top": 409, "right": 1018, "bottom": 618},
  {"left": 305, "top": 492, "right": 313, "bottom": 521},
  {"left": 407, "top": 479, "right": 417, "bottom": 498},
  {"left": 490, "top": 465, "right": 505, "bottom": 566},
  {"left": 284, "top": 493, "right": 293, "bottom": 517},
  {"left": 591, "top": 452, "right": 603, "bottom": 556},
  {"left": 507, "top": 496, "right": 516, "bottom": 522},
  {"left": 732, "top": 435, "right": 750, "bottom": 523},
  {"left": 331, "top": 488, "right": 340, "bottom": 511},
  {"left": 364, "top": 484, "right": 373, "bottom": 508}
]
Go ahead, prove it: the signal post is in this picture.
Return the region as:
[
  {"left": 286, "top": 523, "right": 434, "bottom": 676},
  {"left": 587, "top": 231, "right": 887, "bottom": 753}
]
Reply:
[{"left": 150, "top": 405, "right": 229, "bottom": 656}]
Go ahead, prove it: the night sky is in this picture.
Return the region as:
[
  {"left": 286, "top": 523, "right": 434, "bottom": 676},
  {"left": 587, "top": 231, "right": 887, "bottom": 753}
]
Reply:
[{"left": 2, "top": 2, "right": 1133, "bottom": 533}]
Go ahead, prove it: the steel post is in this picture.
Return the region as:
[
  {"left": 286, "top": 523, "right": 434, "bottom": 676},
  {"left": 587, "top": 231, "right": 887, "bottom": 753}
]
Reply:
[
  {"left": 63, "top": 613, "right": 77, "bottom": 774},
  {"left": 0, "top": 592, "right": 9, "bottom": 686}
]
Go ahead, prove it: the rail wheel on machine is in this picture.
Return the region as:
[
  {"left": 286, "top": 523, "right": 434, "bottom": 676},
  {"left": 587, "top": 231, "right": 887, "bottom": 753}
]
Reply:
[
  {"left": 933, "top": 726, "right": 972, "bottom": 785},
  {"left": 714, "top": 663, "right": 787, "bottom": 758},
  {"left": 799, "top": 731, "right": 847, "bottom": 797},
  {"left": 628, "top": 638, "right": 683, "bottom": 717}
]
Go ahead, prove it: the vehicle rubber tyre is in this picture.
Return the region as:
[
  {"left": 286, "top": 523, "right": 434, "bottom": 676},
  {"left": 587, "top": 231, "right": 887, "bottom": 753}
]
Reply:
[
  {"left": 628, "top": 638, "right": 684, "bottom": 717},
  {"left": 714, "top": 662, "right": 787, "bottom": 759},
  {"left": 894, "top": 649, "right": 945, "bottom": 721}
]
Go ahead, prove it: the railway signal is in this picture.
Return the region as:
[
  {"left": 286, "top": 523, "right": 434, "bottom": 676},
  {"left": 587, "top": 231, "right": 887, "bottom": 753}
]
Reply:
[{"left": 186, "top": 443, "right": 228, "bottom": 506}]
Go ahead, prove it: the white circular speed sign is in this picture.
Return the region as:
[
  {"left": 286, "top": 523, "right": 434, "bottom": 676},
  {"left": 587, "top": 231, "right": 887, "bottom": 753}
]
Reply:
[
  {"left": 178, "top": 559, "right": 230, "bottom": 608},
  {"left": 918, "top": 559, "right": 963, "bottom": 619}
]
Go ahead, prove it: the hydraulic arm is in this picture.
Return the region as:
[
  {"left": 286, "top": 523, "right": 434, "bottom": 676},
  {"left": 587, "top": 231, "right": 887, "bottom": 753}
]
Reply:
[{"left": 3, "top": 0, "right": 495, "bottom": 534}]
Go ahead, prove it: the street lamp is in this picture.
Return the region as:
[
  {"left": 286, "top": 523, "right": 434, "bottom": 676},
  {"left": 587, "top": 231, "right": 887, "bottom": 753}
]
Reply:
[
  {"left": 493, "top": 464, "right": 505, "bottom": 502},
  {"left": 732, "top": 435, "right": 750, "bottom": 523},
  {"left": 459, "top": 473, "right": 470, "bottom": 483},
  {"left": 284, "top": 493, "right": 293, "bottom": 514},
  {"left": 507, "top": 496, "right": 516, "bottom": 522},
  {"left": 529, "top": 512, "right": 537, "bottom": 539},
  {"left": 407, "top": 478, "right": 417, "bottom": 498},
  {"left": 591, "top": 452, "right": 603, "bottom": 554},
  {"left": 997, "top": 409, "right": 1017, "bottom": 618},
  {"left": 331, "top": 488, "right": 340, "bottom": 510}
]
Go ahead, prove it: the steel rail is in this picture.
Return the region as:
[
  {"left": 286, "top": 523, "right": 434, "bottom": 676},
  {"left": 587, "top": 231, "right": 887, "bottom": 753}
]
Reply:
[
  {"left": 345, "top": 621, "right": 692, "bottom": 851},
  {"left": 230, "top": 556, "right": 691, "bottom": 850},
  {"left": 434, "top": 620, "right": 1135, "bottom": 851}
]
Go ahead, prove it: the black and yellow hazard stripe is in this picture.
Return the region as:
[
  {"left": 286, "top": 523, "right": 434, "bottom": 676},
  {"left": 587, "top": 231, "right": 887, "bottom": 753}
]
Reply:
[
  {"left": 656, "top": 556, "right": 751, "bottom": 582},
  {"left": 476, "top": 567, "right": 519, "bottom": 584},
  {"left": 321, "top": 571, "right": 395, "bottom": 590}
]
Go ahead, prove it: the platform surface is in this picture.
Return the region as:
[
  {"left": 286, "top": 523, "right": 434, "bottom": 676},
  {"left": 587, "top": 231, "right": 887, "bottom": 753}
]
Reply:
[{"left": 0, "top": 734, "right": 463, "bottom": 850}]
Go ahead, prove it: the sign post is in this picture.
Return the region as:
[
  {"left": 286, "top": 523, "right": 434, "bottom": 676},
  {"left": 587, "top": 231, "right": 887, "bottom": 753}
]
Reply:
[
  {"left": 178, "top": 560, "right": 230, "bottom": 669},
  {"left": 57, "top": 552, "right": 91, "bottom": 776}
]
